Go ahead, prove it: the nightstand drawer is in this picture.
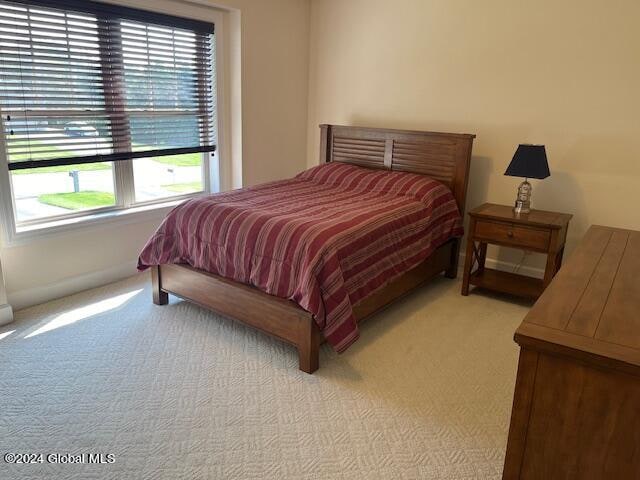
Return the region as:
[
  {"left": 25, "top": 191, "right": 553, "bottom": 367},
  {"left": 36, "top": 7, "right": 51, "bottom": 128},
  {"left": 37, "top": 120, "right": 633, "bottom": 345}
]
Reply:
[{"left": 475, "top": 220, "right": 550, "bottom": 250}]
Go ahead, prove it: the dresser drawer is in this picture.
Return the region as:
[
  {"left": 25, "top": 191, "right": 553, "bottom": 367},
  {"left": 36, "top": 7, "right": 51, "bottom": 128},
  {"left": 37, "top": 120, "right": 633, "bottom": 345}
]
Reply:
[{"left": 475, "top": 220, "right": 550, "bottom": 251}]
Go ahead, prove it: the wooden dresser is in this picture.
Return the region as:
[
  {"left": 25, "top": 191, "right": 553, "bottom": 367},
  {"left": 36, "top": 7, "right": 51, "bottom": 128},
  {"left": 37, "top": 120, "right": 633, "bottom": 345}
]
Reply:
[{"left": 503, "top": 225, "right": 640, "bottom": 479}]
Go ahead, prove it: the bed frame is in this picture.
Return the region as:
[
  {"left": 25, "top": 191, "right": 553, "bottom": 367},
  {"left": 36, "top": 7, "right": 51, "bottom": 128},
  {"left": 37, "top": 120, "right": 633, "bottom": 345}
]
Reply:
[{"left": 151, "top": 124, "right": 475, "bottom": 373}]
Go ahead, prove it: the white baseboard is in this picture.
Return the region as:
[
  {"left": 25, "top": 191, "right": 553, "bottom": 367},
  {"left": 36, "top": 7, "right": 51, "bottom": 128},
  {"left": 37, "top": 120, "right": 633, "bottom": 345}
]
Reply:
[
  {"left": 8, "top": 261, "right": 139, "bottom": 311},
  {"left": 5, "top": 252, "right": 543, "bottom": 312},
  {"left": 0, "top": 303, "right": 13, "bottom": 326},
  {"left": 458, "top": 253, "right": 545, "bottom": 279}
]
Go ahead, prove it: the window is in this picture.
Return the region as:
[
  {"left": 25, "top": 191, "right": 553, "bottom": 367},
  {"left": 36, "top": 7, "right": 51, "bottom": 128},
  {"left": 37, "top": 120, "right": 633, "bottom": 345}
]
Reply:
[{"left": 0, "top": 0, "right": 217, "bottom": 225}]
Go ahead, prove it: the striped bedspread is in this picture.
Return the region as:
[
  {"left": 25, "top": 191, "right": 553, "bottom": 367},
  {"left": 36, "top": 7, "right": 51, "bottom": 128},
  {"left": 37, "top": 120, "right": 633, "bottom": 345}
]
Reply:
[{"left": 138, "top": 163, "right": 463, "bottom": 352}]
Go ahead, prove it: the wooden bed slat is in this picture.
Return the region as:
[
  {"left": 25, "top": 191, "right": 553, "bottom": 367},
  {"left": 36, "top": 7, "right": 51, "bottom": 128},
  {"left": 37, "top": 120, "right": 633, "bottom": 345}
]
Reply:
[
  {"left": 333, "top": 146, "right": 385, "bottom": 155},
  {"left": 333, "top": 152, "right": 385, "bottom": 163}
]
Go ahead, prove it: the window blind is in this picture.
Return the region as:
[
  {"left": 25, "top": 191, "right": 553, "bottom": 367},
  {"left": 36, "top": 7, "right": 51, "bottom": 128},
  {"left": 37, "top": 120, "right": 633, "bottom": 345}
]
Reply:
[{"left": 0, "top": 0, "right": 215, "bottom": 171}]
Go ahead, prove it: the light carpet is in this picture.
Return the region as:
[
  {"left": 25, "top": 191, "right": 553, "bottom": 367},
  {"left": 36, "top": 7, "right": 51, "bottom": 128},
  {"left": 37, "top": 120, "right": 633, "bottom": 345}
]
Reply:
[{"left": 0, "top": 273, "right": 530, "bottom": 480}]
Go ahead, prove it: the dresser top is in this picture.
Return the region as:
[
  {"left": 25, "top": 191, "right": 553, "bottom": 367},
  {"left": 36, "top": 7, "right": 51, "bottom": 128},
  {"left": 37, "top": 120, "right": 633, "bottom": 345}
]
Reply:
[
  {"left": 469, "top": 203, "right": 572, "bottom": 229},
  {"left": 515, "top": 225, "right": 640, "bottom": 374}
]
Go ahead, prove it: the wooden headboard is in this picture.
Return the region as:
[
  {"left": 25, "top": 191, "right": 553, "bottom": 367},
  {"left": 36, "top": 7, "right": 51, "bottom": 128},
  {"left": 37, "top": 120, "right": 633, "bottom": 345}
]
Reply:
[{"left": 319, "top": 124, "right": 475, "bottom": 215}]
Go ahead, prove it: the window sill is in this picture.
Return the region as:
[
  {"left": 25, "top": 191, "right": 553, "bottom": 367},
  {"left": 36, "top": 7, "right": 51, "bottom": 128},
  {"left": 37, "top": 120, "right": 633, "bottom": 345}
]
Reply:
[{"left": 6, "top": 197, "right": 197, "bottom": 247}]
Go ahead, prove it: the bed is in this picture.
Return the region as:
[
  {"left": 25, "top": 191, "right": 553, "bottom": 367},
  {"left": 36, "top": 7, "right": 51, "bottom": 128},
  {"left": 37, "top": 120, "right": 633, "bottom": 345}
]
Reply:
[{"left": 139, "top": 124, "right": 475, "bottom": 373}]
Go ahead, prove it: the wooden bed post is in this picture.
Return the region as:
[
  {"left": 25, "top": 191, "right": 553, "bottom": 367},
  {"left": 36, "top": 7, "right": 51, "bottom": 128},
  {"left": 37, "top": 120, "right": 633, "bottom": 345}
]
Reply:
[
  {"left": 319, "top": 124, "right": 330, "bottom": 164},
  {"left": 445, "top": 238, "right": 461, "bottom": 278},
  {"left": 151, "top": 266, "right": 169, "bottom": 305},
  {"left": 297, "top": 316, "right": 321, "bottom": 374},
  {"left": 445, "top": 137, "right": 472, "bottom": 280}
]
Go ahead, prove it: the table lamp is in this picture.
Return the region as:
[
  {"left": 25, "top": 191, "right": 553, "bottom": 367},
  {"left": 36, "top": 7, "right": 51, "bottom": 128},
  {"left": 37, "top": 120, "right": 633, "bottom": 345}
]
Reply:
[{"left": 504, "top": 144, "right": 550, "bottom": 214}]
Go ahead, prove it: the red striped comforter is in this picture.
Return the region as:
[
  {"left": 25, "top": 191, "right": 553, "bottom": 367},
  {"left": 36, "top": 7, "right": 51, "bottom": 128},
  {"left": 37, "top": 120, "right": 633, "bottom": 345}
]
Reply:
[{"left": 138, "top": 163, "right": 463, "bottom": 352}]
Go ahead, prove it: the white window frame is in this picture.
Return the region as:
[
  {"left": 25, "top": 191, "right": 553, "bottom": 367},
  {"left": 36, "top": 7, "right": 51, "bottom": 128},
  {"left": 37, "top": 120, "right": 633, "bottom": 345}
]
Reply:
[{"left": 0, "top": 7, "right": 227, "bottom": 246}]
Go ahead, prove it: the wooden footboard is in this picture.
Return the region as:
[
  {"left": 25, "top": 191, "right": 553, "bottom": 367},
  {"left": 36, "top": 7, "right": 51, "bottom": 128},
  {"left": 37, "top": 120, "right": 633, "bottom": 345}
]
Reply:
[
  {"left": 151, "top": 263, "right": 321, "bottom": 373},
  {"left": 150, "top": 239, "right": 456, "bottom": 373}
]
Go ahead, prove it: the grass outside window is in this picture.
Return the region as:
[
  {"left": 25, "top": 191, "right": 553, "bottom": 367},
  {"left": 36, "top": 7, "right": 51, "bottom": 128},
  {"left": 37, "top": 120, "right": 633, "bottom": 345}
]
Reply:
[
  {"left": 38, "top": 191, "right": 115, "bottom": 210},
  {"left": 150, "top": 152, "right": 201, "bottom": 167},
  {"left": 161, "top": 181, "right": 203, "bottom": 193}
]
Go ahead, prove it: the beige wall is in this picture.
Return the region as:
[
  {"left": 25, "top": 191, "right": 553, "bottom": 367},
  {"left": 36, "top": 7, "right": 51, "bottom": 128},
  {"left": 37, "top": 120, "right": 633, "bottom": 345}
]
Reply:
[
  {"left": 307, "top": 0, "right": 640, "bottom": 271},
  {"left": 1, "top": 0, "right": 311, "bottom": 308},
  {"left": 4, "top": 0, "right": 639, "bottom": 308},
  {"left": 229, "top": 0, "right": 311, "bottom": 187}
]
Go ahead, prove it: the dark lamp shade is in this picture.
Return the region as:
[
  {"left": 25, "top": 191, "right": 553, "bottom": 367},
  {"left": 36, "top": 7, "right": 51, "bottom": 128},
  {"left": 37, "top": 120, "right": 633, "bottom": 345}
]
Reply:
[{"left": 504, "top": 144, "right": 550, "bottom": 179}]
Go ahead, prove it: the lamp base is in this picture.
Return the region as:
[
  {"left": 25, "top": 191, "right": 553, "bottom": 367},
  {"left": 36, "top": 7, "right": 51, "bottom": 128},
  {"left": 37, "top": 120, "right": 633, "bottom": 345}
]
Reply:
[{"left": 513, "top": 179, "right": 532, "bottom": 215}]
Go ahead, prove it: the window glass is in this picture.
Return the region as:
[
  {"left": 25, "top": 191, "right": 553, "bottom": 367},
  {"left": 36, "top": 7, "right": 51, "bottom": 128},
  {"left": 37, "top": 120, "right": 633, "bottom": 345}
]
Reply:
[
  {"left": 133, "top": 153, "right": 204, "bottom": 202},
  {"left": 11, "top": 162, "right": 115, "bottom": 222}
]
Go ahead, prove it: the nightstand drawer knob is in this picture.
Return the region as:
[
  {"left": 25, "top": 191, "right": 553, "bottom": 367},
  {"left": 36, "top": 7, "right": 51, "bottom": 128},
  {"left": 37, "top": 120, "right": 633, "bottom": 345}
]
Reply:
[{"left": 507, "top": 230, "right": 514, "bottom": 237}]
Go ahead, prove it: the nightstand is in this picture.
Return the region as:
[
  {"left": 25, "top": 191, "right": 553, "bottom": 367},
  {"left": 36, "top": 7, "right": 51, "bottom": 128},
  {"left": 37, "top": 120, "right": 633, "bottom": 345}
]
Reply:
[{"left": 461, "top": 203, "right": 572, "bottom": 299}]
